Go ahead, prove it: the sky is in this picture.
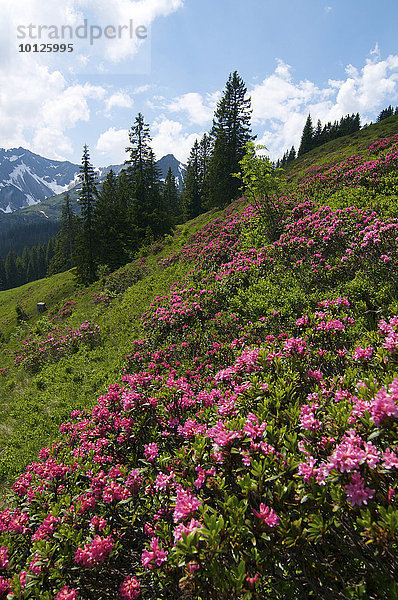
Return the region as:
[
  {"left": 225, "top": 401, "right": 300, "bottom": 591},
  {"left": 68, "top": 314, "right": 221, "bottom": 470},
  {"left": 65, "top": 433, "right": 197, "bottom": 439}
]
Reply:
[{"left": 1, "top": 0, "right": 398, "bottom": 167}]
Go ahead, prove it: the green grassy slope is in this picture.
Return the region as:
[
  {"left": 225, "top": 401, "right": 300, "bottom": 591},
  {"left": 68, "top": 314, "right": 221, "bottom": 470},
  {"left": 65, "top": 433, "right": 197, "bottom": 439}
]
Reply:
[
  {"left": 285, "top": 114, "right": 398, "bottom": 183},
  {"left": 1, "top": 114, "right": 398, "bottom": 486},
  {"left": 0, "top": 209, "right": 223, "bottom": 485}
]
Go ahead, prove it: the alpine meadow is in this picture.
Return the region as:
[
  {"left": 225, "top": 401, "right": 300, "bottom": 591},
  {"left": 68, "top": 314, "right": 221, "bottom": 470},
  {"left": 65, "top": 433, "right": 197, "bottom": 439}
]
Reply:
[{"left": 1, "top": 65, "right": 398, "bottom": 600}]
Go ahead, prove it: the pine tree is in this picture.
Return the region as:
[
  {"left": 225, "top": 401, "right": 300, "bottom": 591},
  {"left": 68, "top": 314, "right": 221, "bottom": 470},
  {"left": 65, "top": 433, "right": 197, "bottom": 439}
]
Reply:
[
  {"left": 182, "top": 140, "right": 201, "bottom": 220},
  {"left": 117, "top": 169, "right": 135, "bottom": 254},
  {"left": 146, "top": 149, "right": 173, "bottom": 239},
  {"left": 126, "top": 114, "right": 172, "bottom": 247},
  {"left": 0, "top": 256, "right": 6, "bottom": 291},
  {"left": 16, "top": 256, "right": 26, "bottom": 285},
  {"left": 162, "top": 167, "right": 180, "bottom": 222},
  {"left": 298, "top": 114, "right": 315, "bottom": 156},
  {"left": 378, "top": 105, "right": 394, "bottom": 121},
  {"left": 206, "top": 71, "right": 254, "bottom": 207},
  {"left": 75, "top": 146, "right": 98, "bottom": 284},
  {"left": 198, "top": 133, "right": 212, "bottom": 199},
  {"left": 313, "top": 119, "right": 322, "bottom": 146},
  {"left": 5, "top": 250, "right": 19, "bottom": 289},
  {"left": 288, "top": 146, "right": 296, "bottom": 163},
  {"left": 45, "top": 237, "right": 56, "bottom": 272},
  {"left": 49, "top": 194, "right": 79, "bottom": 275},
  {"left": 94, "top": 169, "right": 131, "bottom": 271}
]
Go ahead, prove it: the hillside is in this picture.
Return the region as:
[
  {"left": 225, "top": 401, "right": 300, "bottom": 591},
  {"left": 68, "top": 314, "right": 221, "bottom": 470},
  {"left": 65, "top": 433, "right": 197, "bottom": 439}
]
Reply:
[{"left": 0, "top": 123, "right": 397, "bottom": 598}]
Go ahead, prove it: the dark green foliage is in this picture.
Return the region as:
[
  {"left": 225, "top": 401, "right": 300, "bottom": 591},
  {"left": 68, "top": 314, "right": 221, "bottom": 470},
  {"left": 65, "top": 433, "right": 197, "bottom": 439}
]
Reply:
[
  {"left": 49, "top": 193, "right": 79, "bottom": 275},
  {"left": 162, "top": 166, "right": 180, "bottom": 222},
  {"left": 4, "top": 250, "right": 20, "bottom": 289},
  {"left": 377, "top": 105, "right": 396, "bottom": 121},
  {"left": 126, "top": 114, "right": 173, "bottom": 246},
  {"left": 206, "top": 71, "right": 254, "bottom": 207},
  {"left": 278, "top": 145, "right": 296, "bottom": 168},
  {"left": 182, "top": 139, "right": 201, "bottom": 220},
  {"left": 75, "top": 145, "right": 99, "bottom": 285},
  {"left": 0, "top": 221, "right": 59, "bottom": 258},
  {"left": 94, "top": 170, "right": 131, "bottom": 271},
  {"left": 298, "top": 113, "right": 361, "bottom": 157},
  {"left": 0, "top": 255, "right": 6, "bottom": 291},
  {"left": 298, "top": 114, "right": 315, "bottom": 156}
]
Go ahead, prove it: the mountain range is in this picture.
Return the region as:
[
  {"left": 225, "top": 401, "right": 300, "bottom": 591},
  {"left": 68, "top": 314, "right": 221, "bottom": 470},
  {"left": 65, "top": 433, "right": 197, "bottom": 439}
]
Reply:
[{"left": 0, "top": 148, "right": 186, "bottom": 227}]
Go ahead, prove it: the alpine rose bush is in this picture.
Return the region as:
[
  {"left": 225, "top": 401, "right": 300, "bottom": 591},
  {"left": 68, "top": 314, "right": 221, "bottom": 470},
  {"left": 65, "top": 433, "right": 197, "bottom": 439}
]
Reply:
[{"left": 0, "top": 159, "right": 398, "bottom": 599}]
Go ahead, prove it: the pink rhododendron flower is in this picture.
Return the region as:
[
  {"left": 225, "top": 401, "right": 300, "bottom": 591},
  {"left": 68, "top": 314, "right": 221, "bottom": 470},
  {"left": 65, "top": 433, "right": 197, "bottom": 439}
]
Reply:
[
  {"left": 299, "top": 404, "right": 322, "bottom": 431},
  {"left": 141, "top": 537, "right": 168, "bottom": 569},
  {"left": 298, "top": 458, "right": 317, "bottom": 482},
  {"left": 154, "top": 471, "right": 175, "bottom": 491},
  {"left": 382, "top": 448, "right": 398, "bottom": 469},
  {"left": 143, "top": 442, "right": 159, "bottom": 462},
  {"left": 244, "top": 413, "right": 267, "bottom": 439},
  {"left": 0, "top": 577, "right": 11, "bottom": 596},
  {"left": 371, "top": 385, "right": 398, "bottom": 425},
  {"left": 352, "top": 346, "right": 373, "bottom": 360},
  {"left": 119, "top": 575, "right": 140, "bottom": 599},
  {"left": 55, "top": 586, "right": 79, "bottom": 600},
  {"left": 0, "top": 547, "right": 9, "bottom": 570},
  {"left": 345, "top": 472, "right": 375, "bottom": 506},
  {"left": 327, "top": 431, "right": 366, "bottom": 473},
  {"left": 75, "top": 535, "right": 114, "bottom": 568},
  {"left": 173, "top": 487, "right": 202, "bottom": 522},
  {"left": 252, "top": 503, "right": 279, "bottom": 527},
  {"left": 173, "top": 518, "right": 202, "bottom": 542}
]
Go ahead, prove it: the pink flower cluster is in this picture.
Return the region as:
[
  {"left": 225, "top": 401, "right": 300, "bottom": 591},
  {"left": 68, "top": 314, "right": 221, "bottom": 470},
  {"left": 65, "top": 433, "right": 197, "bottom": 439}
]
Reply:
[
  {"left": 75, "top": 535, "right": 114, "bottom": 568},
  {"left": 141, "top": 537, "right": 168, "bottom": 569}
]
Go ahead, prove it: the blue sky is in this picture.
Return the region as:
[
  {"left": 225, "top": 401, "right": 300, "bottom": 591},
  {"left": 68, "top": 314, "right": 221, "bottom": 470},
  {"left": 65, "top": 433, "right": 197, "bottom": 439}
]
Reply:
[{"left": 1, "top": 0, "right": 398, "bottom": 166}]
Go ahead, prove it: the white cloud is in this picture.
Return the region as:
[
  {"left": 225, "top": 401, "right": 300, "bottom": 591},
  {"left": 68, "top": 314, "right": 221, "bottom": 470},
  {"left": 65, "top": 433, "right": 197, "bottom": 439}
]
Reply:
[
  {"left": 32, "top": 128, "right": 74, "bottom": 160},
  {"left": 370, "top": 42, "right": 380, "bottom": 58},
  {"left": 250, "top": 54, "right": 398, "bottom": 159},
  {"left": 0, "top": 0, "right": 183, "bottom": 160},
  {"left": 95, "top": 127, "right": 130, "bottom": 164},
  {"left": 151, "top": 118, "right": 202, "bottom": 163},
  {"left": 134, "top": 84, "right": 154, "bottom": 94},
  {"left": 95, "top": 119, "right": 200, "bottom": 165},
  {"left": 0, "top": 60, "right": 106, "bottom": 159},
  {"left": 167, "top": 91, "right": 220, "bottom": 126},
  {"left": 5, "top": 0, "right": 184, "bottom": 67},
  {"left": 104, "top": 91, "right": 133, "bottom": 116}
]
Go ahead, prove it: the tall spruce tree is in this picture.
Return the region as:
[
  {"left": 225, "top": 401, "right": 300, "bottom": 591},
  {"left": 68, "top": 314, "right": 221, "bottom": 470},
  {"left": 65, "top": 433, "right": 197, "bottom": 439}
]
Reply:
[
  {"left": 0, "top": 255, "right": 6, "bottom": 291},
  {"left": 298, "top": 114, "right": 314, "bottom": 156},
  {"left": 49, "top": 194, "right": 79, "bottom": 275},
  {"left": 126, "top": 114, "right": 172, "bottom": 247},
  {"left": 76, "top": 145, "right": 98, "bottom": 284},
  {"left": 198, "top": 133, "right": 212, "bottom": 202},
  {"left": 206, "top": 71, "right": 254, "bottom": 207},
  {"left": 182, "top": 140, "right": 201, "bottom": 220},
  {"left": 94, "top": 169, "right": 131, "bottom": 270},
  {"left": 5, "top": 250, "right": 19, "bottom": 289},
  {"left": 162, "top": 167, "right": 180, "bottom": 222}
]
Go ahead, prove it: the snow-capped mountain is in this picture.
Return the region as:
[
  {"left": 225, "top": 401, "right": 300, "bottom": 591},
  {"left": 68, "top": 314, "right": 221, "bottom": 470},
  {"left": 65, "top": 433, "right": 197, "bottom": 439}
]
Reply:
[
  {"left": 0, "top": 148, "right": 186, "bottom": 214},
  {"left": 0, "top": 148, "right": 80, "bottom": 213},
  {"left": 156, "top": 154, "right": 186, "bottom": 191}
]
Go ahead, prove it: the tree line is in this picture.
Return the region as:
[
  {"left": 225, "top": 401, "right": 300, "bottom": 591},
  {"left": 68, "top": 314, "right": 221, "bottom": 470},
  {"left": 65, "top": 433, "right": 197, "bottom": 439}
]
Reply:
[
  {"left": 52, "top": 126, "right": 180, "bottom": 285},
  {"left": 51, "top": 70, "right": 255, "bottom": 284},
  {"left": 377, "top": 105, "right": 398, "bottom": 122},
  {"left": 3, "top": 74, "right": 396, "bottom": 290},
  {"left": 296, "top": 112, "right": 361, "bottom": 157},
  {"left": 0, "top": 237, "right": 55, "bottom": 291}
]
